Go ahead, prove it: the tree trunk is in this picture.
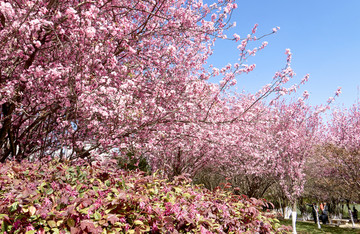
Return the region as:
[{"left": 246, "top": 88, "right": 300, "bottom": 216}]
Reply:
[
  {"left": 314, "top": 205, "right": 321, "bottom": 229},
  {"left": 279, "top": 198, "right": 284, "bottom": 218},
  {"left": 347, "top": 204, "right": 355, "bottom": 228},
  {"left": 292, "top": 200, "right": 297, "bottom": 234}
]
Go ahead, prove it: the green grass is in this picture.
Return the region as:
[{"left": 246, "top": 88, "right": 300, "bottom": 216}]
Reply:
[
  {"left": 279, "top": 219, "right": 360, "bottom": 234},
  {"left": 342, "top": 204, "right": 360, "bottom": 218}
]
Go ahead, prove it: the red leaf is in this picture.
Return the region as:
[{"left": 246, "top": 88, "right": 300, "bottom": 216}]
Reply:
[{"left": 107, "top": 214, "right": 119, "bottom": 225}]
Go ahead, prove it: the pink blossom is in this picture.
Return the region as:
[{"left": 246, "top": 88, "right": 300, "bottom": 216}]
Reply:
[
  {"left": 167, "top": 45, "right": 176, "bottom": 54},
  {"left": 260, "top": 41, "right": 268, "bottom": 49},
  {"left": 19, "top": 75, "right": 27, "bottom": 82},
  {"left": 224, "top": 5, "right": 230, "bottom": 13},
  {"left": 335, "top": 87, "right": 342, "bottom": 96},
  {"left": 233, "top": 33, "right": 240, "bottom": 42},
  {"left": 211, "top": 13, "right": 217, "bottom": 21},
  {"left": 0, "top": 2, "right": 15, "bottom": 18},
  {"left": 128, "top": 46, "right": 136, "bottom": 54},
  {"left": 327, "top": 97, "right": 335, "bottom": 104},
  {"left": 33, "top": 40, "right": 41, "bottom": 48},
  {"left": 252, "top": 23, "right": 258, "bottom": 34},
  {"left": 85, "top": 27, "right": 96, "bottom": 38},
  {"left": 301, "top": 74, "right": 310, "bottom": 84},
  {"left": 302, "top": 90, "right": 309, "bottom": 100},
  {"left": 272, "top": 26, "right": 280, "bottom": 32},
  {"left": 212, "top": 67, "right": 219, "bottom": 76},
  {"left": 29, "top": 19, "right": 41, "bottom": 31},
  {"left": 65, "top": 7, "right": 77, "bottom": 18}
]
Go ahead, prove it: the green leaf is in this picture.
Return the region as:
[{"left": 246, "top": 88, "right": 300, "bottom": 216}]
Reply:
[
  {"left": 9, "top": 202, "right": 19, "bottom": 212},
  {"left": 105, "top": 205, "right": 116, "bottom": 214},
  {"left": 29, "top": 206, "right": 36, "bottom": 216},
  {"left": 133, "top": 220, "right": 144, "bottom": 226},
  {"left": 148, "top": 188, "right": 155, "bottom": 195},
  {"left": 122, "top": 178, "right": 127, "bottom": 189},
  {"left": 25, "top": 231, "right": 36, "bottom": 234},
  {"left": 76, "top": 184, "right": 82, "bottom": 192},
  {"left": 113, "top": 222, "right": 123, "bottom": 227},
  {"left": 141, "top": 225, "right": 151, "bottom": 232},
  {"left": 174, "top": 187, "right": 182, "bottom": 193},
  {"left": 94, "top": 211, "right": 101, "bottom": 221},
  {"left": 0, "top": 214, "right": 9, "bottom": 219},
  {"left": 29, "top": 214, "right": 39, "bottom": 222},
  {"left": 67, "top": 218, "right": 76, "bottom": 227},
  {"left": 76, "top": 166, "right": 81, "bottom": 175},
  {"left": 57, "top": 220, "right": 63, "bottom": 226},
  {"left": 39, "top": 182, "right": 47, "bottom": 192},
  {"left": 111, "top": 188, "right": 119, "bottom": 195},
  {"left": 99, "top": 219, "right": 107, "bottom": 225},
  {"left": 47, "top": 220, "right": 57, "bottom": 228},
  {"left": 46, "top": 188, "right": 54, "bottom": 195},
  {"left": 79, "top": 207, "right": 90, "bottom": 214},
  {"left": 1, "top": 221, "right": 7, "bottom": 232}
]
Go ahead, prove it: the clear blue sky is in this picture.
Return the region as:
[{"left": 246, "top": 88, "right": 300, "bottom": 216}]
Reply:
[{"left": 207, "top": 0, "right": 360, "bottom": 108}]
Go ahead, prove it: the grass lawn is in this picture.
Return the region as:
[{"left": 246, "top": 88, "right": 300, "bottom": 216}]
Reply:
[{"left": 279, "top": 219, "right": 360, "bottom": 234}]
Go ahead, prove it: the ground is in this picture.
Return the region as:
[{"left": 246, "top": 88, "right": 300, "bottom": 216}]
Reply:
[{"left": 280, "top": 219, "right": 360, "bottom": 234}]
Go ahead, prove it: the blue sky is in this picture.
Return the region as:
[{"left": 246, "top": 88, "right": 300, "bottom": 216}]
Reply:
[{"left": 207, "top": 0, "right": 360, "bottom": 108}]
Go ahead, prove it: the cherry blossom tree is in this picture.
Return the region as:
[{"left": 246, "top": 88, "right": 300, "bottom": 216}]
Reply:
[
  {"left": 0, "top": 0, "right": 241, "bottom": 161},
  {"left": 325, "top": 104, "right": 360, "bottom": 194},
  {"left": 1, "top": 0, "right": 296, "bottom": 167},
  {"left": 308, "top": 103, "right": 360, "bottom": 227}
]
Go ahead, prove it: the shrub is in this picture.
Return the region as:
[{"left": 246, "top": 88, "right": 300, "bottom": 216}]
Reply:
[{"left": 0, "top": 159, "right": 288, "bottom": 233}]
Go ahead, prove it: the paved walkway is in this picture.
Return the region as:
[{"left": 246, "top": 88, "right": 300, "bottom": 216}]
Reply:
[{"left": 338, "top": 222, "right": 360, "bottom": 229}]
